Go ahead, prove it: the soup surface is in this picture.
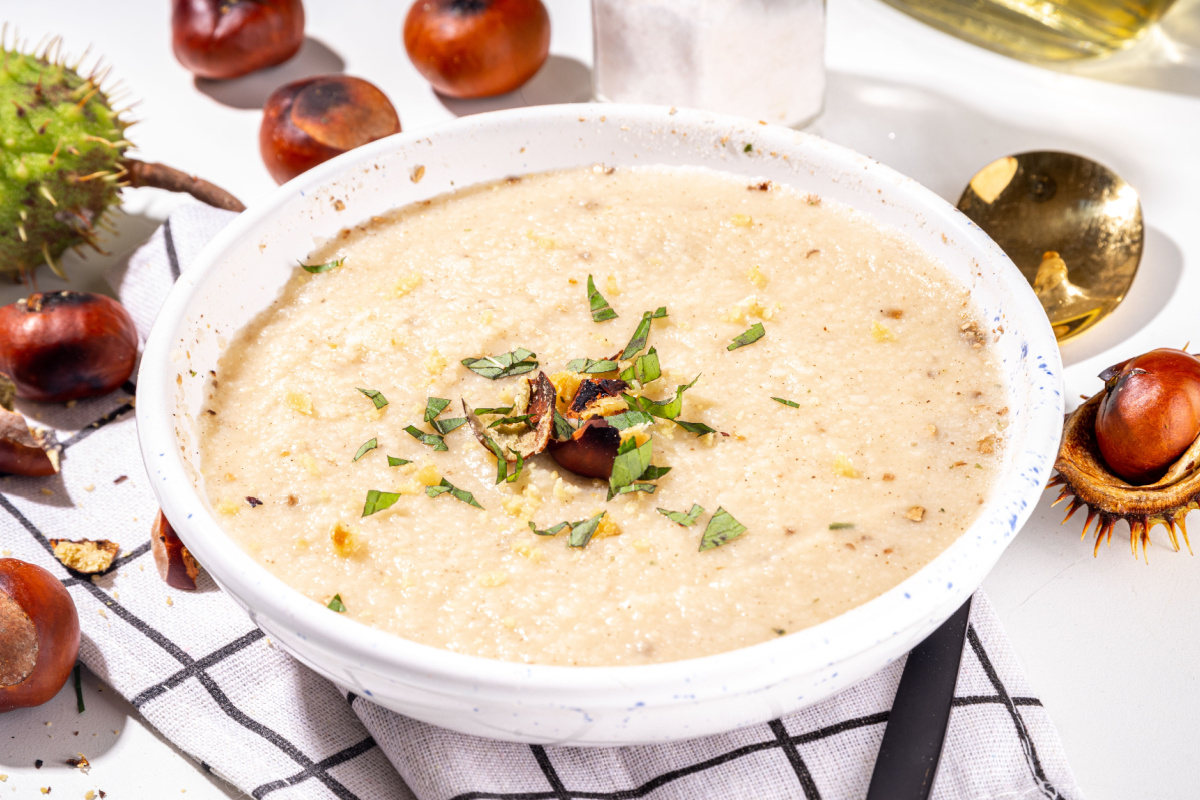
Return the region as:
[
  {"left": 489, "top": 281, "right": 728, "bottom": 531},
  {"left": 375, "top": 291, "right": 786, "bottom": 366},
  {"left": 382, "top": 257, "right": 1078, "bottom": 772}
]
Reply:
[{"left": 198, "top": 166, "right": 1007, "bottom": 666}]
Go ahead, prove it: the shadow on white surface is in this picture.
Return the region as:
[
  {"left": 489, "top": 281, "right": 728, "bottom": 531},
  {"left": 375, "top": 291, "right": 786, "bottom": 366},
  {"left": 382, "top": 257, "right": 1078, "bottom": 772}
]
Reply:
[
  {"left": 194, "top": 37, "right": 346, "bottom": 110},
  {"left": 437, "top": 54, "right": 592, "bottom": 116}
]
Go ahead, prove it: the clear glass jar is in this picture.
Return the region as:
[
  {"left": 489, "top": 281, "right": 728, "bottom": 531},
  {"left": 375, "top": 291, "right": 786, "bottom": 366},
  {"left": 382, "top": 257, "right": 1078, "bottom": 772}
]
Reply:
[
  {"left": 592, "top": 0, "right": 826, "bottom": 128},
  {"left": 878, "top": 0, "right": 1179, "bottom": 61}
]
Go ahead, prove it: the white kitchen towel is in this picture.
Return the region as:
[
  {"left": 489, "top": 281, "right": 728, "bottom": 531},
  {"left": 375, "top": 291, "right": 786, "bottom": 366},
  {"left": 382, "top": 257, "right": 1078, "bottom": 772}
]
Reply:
[{"left": 0, "top": 202, "right": 1083, "bottom": 800}]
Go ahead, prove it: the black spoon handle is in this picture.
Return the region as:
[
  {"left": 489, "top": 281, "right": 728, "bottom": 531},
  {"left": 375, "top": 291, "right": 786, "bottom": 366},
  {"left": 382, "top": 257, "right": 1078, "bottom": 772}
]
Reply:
[{"left": 865, "top": 596, "right": 973, "bottom": 800}]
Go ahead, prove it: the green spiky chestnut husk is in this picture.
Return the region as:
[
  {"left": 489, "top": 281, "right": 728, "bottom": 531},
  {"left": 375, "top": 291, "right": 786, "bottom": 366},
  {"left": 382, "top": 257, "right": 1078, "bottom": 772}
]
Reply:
[{"left": 0, "top": 46, "right": 129, "bottom": 280}]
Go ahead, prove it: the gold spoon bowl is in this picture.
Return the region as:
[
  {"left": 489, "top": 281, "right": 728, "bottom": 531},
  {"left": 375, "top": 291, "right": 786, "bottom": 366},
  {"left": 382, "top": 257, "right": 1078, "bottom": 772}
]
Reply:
[{"left": 957, "top": 151, "right": 1143, "bottom": 342}]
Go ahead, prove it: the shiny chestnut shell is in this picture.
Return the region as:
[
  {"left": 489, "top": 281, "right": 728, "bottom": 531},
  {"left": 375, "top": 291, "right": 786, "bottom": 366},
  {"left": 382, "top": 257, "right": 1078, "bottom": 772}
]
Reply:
[
  {"left": 172, "top": 0, "right": 305, "bottom": 80},
  {"left": 260, "top": 75, "right": 401, "bottom": 184},
  {"left": 1095, "top": 348, "right": 1200, "bottom": 485},
  {"left": 548, "top": 417, "right": 620, "bottom": 479},
  {"left": 0, "top": 558, "right": 81, "bottom": 713},
  {"left": 0, "top": 292, "right": 138, "bottom": 403},
  {"left": 404, "top": 0, "right": 551, "bottom": 99}
]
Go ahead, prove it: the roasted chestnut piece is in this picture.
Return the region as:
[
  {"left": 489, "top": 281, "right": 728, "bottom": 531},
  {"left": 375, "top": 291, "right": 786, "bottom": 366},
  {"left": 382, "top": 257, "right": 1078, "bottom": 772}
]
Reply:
[
  {"left": 548, "top": 417, "right": 620, "bottom": 479},
  {"left": 1095, "top": 348, "right": 1200, "bottom": 485},
  {"left": 0, "top": 292, "right": 138, "bottom": 404},
  {"left": 0, "top": 373, "right": 59, "bottom": 477},
  {"left": 404, "top": 0, "right": 551, "bottom": 99},
  {"left": 152, "top": 511, "right": 201, "bottom": 590},
  {"left": 260, "top": 75, "right": 402, "bottom": 184},
  {"left": 0, "top": 558, "right": 81, "bottom": 713},
  {"left": 50, "top": 539, "right": 119, "bottom": 576},
  {"left": 172, "top": 0, "right": 305, "bottom": 80}
]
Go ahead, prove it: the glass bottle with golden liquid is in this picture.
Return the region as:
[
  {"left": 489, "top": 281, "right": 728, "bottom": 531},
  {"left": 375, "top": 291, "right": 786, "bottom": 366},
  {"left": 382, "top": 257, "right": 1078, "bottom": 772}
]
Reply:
[{"left": 878, "top": 0, "right": 1178, "bottom": 61}]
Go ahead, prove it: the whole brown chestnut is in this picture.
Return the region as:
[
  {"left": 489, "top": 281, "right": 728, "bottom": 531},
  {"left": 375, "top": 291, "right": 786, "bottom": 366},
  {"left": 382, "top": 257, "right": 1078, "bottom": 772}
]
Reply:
[
  {"left": 172, "top": 0, "right": 305, "bottom": 80},
  {"left": 1, "top": 558, "right": 81, "bottom": 713},
  {"left": 0, "top": 292, "right": 138, "bottom": 404},
  {"left": 404, "top": 0, "right": 551, "bottom": 99},
  {"left": 1095, "top": 348, "right": 1200, "bottom": 485},
  {"left": 260, "top": 75, "right": 402, "bottom": 184}
]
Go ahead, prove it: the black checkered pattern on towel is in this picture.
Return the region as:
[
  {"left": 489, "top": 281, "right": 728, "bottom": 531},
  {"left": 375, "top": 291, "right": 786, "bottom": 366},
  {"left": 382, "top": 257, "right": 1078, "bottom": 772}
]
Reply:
[{"left": 0, "top": 203, "right": 1084, "bottom": 799}]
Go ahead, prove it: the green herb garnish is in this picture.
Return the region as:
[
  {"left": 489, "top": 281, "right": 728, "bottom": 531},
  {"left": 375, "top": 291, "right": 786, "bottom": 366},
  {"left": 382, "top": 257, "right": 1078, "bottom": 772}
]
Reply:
[
  {"left": 487, "top": 414, "right": 531, "bottom": 428},
  {"left": 404, "top": 425, "right": 447, "bottom": 451},
  {"left": 623, "top": 375, "right": 698, "bottom": 421},
  {"left": 614, "top": 483, "right": 657, "bottom": 495},
  {"left": 609, "top": 437, "right": 654, "bottom": 499},
  {"left": 431, "top": 417, "right": 467, "bottom": 435},
  {"left": 362, "top": 489, "right": 402, "bottom": 516},
  {"left": 700, "top": 507, "right": 748, "bottom": 551},
  {"left": 327, "top": 594, "right": 347, "bottom": 612},
  {"left": 301, "top": 258, "right": 343, "bottom": 274},
  {"left": 727, "top": 322, "right": 765, "bottom": 351},
  {"left": 472, "top": 406, "right": 514, "bottom": 415},
  {"left": 425, "top": 478, "right": 483, "bottom": 509},
  {"left": 829, "top": 522, "right": 855, "bottom": 530},
  {"left": 565, "top": 357, "right": 619, "bottom": 374},
  {"left": 352, "top": 438, "right": 378, "bottom": 462},
  {"left": 743, "top": 143, "right": 753, "bottom": 153},
  {"left": 357, "top": 387, "right": 388, "bottom": 409},
  {"left": 569, "top": 512, "right": 607, "bottom": 548},
  {"left": 674, "top": 420, "right": 717, "bottom": 436},
  {"left": 620, "top": 308, "right": 668, "bottom": 360},
  {"left": 480, "top": 436, "right": 522, "bottom": 484},
  {"left": 387, "top": 456, "right": 411, "bottom": 467},
  {"left": 620, "top": 347, "right": 661, "bottom": 386},
  {"left": 461, "top": 348, "right": 538, "bottom": 380},
  {"left": 553, "top": 410, "right": 576, "bottom": 440},
  {"left": 424, "top": 397, "right": 451, "bottom": 422},
  {"left": 586, "top": 274, "right": 618, "bottom": 322},
  {"left": 605, "top": 410, "right": 654, "bottom": 430},
  {"left": 772, "top": 397, "right": 801, "bottom": 408},
  {"left": 528, "top": 521, "right": 570, "bottom": 537},
  {"left": 508, "top": 448, "right": 525, "bottom": 483},
  {"left": 658, "top": 504, "right": 705, "bottom": 527}
]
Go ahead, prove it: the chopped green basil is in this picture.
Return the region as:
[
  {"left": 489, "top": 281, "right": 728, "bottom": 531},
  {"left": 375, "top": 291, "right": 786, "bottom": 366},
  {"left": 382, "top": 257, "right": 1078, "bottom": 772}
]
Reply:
[
  {"left": 352, "top": 438, "right": 378, "bottom": 462},
  {"left": 569, "top": 512, "right": 607, "bottom": 548},
  {"left": 424, "top": 397, "right": 451, "bottom": 422},
  {"left": 327, "top": 594, "right": 346, "bottom": 612},
  {"left": 743, "top": 143, "right": 753, "bottom": 153},
  {"left": 829, "top": 522, "right": 855, "bottom": 530},
  {"left": 472, "top": 406, "right": 514, "bottom": 416},
  {"left": 431, "top": 417, "right": 467, "bottom": 435},
  {"left": 362, "top": 489, "right": 401, "bottom": 517},
  {"left": 487, "top": 414, "right": 531, "bottom": 428},
  {"left": 699, "top": 507, "right": 748, "bottom": 551},
  {"left": 528, "top": 520, "right": 570, "bottom": 537},
  {"left": 301, "top": 258, "right": 343, "bottom": 274},
  {"left": 620, "top": 347, "right": 661, "bottom": 386},
  {"left": 565, "top": 357, "right": 619, "bottom": 374},
  {"left": 425, "top": 478, "right": 484, "bottom": 509},
  {"left": 604, "top": 410, "right": 654, "bottom": 430},
  {"left": 675, "top": 420, "right": 717, "bottom": 436},
  {"left": 461, "top": 348, "right": 538, "bottom": 379},
  {"left": 404, "top": 424, "right": 447, "bottom": 451},
  {"left": 657, "top": 504, "right": 705, "bottom": 527},
  {"left": 481, "top": 436, "right": 509, "bottom": 484},
  {"left": 772, "top": 396, "right": 801, "bottom": 408},
  {"left": 553, "top": 410, "right": 576, "bottom": 440},
  {"left": 586, "top": 274, "right": 618, "bottom": 322},
  {"left": 357, "top": 387, "right": 388, "bottom": 409},
  {"left": 609, "top": 437, "right": 653, "bottom": 498},
  {"left": 641, "top": 465, "right": 673, "bottom": 481},
  {"left": 387, "top": 456, "right": 411, "bottom": 467},
  {"left": 508, "top": 448, "right": 525, "bottom": 483},
  {"left": 623, "top": 375, "right": 699, "bottom": 421},
  {"left": 615, "top": 482, "right": 657, "bottom": 495},
  {"left": 727, "top": 322, "right": 766, "bottom": 351},
  {"left": 619, "top": 308, "right": 667, "bottom": 360}
]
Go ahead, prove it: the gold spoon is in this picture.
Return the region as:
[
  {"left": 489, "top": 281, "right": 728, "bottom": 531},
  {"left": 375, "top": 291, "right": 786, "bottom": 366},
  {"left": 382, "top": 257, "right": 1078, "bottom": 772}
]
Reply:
[{"left": 957, "top": 151, "right": 1144, "bottom": 343}]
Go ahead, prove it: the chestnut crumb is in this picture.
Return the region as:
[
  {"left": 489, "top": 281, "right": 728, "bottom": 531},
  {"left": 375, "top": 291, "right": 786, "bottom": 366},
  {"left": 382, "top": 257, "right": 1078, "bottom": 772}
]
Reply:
[
  {"left": 49, "top": 540, "right": 119, "bottom": 575},
  {"left": 151, "top": 512, "right": 201, "bottom": 591}
]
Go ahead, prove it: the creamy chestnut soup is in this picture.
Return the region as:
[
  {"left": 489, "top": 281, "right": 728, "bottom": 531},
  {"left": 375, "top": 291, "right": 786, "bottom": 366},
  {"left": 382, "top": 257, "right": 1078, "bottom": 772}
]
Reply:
[{"left": 198, "top": 166, "right": 1007, "bottom": 666}]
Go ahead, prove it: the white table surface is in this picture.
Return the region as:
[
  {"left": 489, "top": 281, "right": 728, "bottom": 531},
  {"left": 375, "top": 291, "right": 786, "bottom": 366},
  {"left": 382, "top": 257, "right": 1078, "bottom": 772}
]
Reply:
[{"left": 2, "top": 0, "right": 1199, "bottom": 797}]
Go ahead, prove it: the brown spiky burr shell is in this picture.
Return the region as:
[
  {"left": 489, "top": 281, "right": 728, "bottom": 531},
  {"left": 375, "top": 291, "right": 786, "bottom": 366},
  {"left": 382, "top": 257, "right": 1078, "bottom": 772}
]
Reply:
[{"left": 1050, "top": 391, "right": 1200, "bottom": 561}]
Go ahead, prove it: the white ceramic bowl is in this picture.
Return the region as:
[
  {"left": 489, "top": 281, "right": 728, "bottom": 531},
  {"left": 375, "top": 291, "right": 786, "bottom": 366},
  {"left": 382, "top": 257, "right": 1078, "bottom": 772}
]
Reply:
[{"left": 137, "top": 104, "right": 1063, "bottom": 746}]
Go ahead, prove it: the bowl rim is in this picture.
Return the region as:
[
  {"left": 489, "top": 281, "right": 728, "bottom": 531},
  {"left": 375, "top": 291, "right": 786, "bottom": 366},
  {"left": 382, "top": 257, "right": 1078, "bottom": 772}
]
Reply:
[{"left": 137, "top": 102, "right": 1063, "bottom": 701}]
